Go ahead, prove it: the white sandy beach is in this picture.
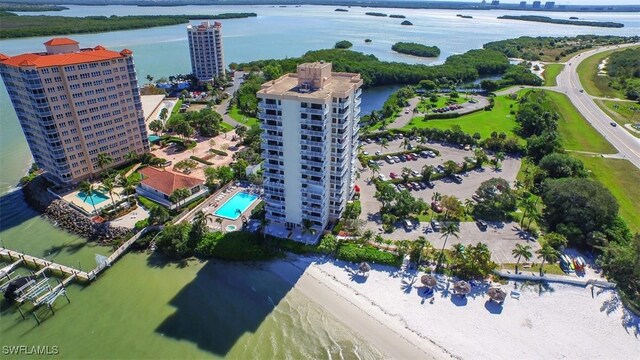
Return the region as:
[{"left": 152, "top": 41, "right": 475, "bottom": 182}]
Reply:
[{"left": 270, "top": 256, "right": 640, "bottom": 360}]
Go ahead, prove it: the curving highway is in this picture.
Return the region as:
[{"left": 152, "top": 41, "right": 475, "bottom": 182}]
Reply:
[{"left": 555, "top": 43, "right": 640, "bottom": 169}]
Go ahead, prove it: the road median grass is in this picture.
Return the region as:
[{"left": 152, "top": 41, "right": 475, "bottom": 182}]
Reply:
[
  {"left": 542, "top": 63, "right": 564, "bottom": 86},
  {"left": 545, "top": 91, "right": 616, "bottom": 154},
  {"left": 571, "top": 154, "right": 640, "bottom": 233}
]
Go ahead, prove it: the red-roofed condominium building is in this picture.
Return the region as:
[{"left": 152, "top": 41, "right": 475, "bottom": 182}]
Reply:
[
  {"left": 136, "top": 167, "right": 208, "bottom": 209},
  {"left": 0, "top": 38, "right": 150, "bottom": 184}
]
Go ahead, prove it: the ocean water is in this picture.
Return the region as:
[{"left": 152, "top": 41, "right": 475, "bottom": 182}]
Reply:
[{"left": 0, "top": 4, "right": 638, "bottom": 358}]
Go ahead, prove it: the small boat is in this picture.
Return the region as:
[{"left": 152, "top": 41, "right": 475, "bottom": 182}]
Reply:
[
  {"left": 560, "top": 254, "right": 572, "bottom": 271},
  {"left": 575, "top": 256, "right": 586, "bottom": 271},
  {"left": 3, "top": 275, "right": 35, "bottom": 301},
  {"left": 567, "top": 255, "right": 575, "bottom": 271}
]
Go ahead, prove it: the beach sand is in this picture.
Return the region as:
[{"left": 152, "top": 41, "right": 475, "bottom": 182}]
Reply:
[{"left": 270, "top": 255, "right": 640, "bottom": 360}]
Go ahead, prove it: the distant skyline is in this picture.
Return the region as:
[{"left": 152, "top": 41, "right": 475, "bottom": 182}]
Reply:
[{"left": 430, "top": 0, "right": 638, "bottom": 5}]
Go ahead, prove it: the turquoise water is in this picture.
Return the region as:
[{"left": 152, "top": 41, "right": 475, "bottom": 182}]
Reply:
[
  {"left": 149, "top": 135, "right": 161, "bottom": 142},
  {"left": 76, "top": 191, "right": 109, "bottom": 205},
  {"left": 215, "top": 192, "right": 258, "bottom": 220}
]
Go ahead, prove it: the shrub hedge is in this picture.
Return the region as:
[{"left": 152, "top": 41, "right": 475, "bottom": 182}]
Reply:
[{"left": 336, "top": 243, "right": 401, "bottom": 266}]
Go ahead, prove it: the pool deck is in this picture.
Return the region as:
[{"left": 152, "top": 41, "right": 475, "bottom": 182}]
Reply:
[
  {"left": 198, "top": 183, "right": 263, "bottom": 232},
  {"left": 61, "top": 184, "right": 126, "bottom": 215}
]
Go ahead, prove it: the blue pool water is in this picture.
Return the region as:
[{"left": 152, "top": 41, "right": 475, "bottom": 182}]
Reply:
[
  {"left": 76, "top": 191, "right": 110, "bottom": 205},
  {"left": 148, "top": 135, "right": 160, "bottom": 142},
  {"left": 214, "top": 192, "right": 259, "bottom": 220}
]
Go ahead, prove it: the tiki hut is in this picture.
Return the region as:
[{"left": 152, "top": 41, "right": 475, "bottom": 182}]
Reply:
[
  {"left": 452, "top": 280, "right": 471, "bottom": 296},
  {"left": 359, "top": 262, "right": 371, "bottom": 275},
  {"left": 421, "top": 274, "right": 437, "bottom": 288},
  {"left": 487, "top": 287, "right": 507, "bottom": 304}
]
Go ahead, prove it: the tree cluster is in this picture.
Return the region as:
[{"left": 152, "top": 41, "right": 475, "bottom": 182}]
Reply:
[{"left": 391, "top": 42, "right": 441, "bottom": 57}]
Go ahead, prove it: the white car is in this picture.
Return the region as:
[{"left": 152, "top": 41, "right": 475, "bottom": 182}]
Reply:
[
  {"left": 378, "top": 174, "right": 387, "bottom": 181},
  {"left": 375, "top": 151, "right": 382, "bottom": 156},
  {"left": 363, "top": 151, "right": 369, "bottom": 155}
]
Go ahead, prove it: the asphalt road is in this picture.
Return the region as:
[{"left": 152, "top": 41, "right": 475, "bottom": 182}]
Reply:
[{"left": 556, "top": 43, "right": 640, "bottom": 168}]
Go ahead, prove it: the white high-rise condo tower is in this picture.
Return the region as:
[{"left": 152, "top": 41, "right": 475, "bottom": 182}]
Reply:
[
  {"left": 257, "top": 62, "right": 363, "bottom": 242},
  {"left": 0, "top": 38, "right": 150, "bottom": 184},
  {"left": 187, "top": 21, "right": 225, "bottom": 81}
]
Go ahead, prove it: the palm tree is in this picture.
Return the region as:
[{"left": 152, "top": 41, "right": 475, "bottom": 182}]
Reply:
[
  {"left": 100, "top": 178, "right": 117, "bottom": 207},
  {"left": 170, "top": 188, "right": 191, "bottom": 211},
  {"left": 431, "top": 192, "right": 442, "bottom": 203},
  {"left": 474, "top": 148, "right": 488, "bottom": 168},
  {"left": 536, "top": 244, "right": 559, "bottom": 277},
  {"left": 414, "top": 236, "right": 428, "bottom": 266},
  {"left": 463, "top": 199, "right": 474, "bottom": 217},
  {"left": 215, "top": 217, "right": 224, "bottom": 232},
  {"left": 519, "top": 197, "right": 538, "bottom": 228},
  {"left": 193, "top": 210, "right": 214, "bottom": 235},
  {"left": 124, "top": 151, "right": 139, "bottom": 165},
  {"left": 421, "top": 165, "right": 434, "bottom": 182},
  {"left": 512, "top": 244, "right": 532, "bottom": 273},
  {"left": 400, "top": 137, "right": 410, "bottom": 150},
  {"left": 78, "top": 180, "right": 98, "bottom": 215},
  {"left": 149, "top": 119, "right": 164, "bottom": 135},
  {"left": 301, "top": 219, "right": 317, "bottom": 236},
  {"left": 379, "top": 138, "right": 389, "bottom": 154},
  {"left": 361, "top": 229, "right": 374, "bottom": 245},
  {"left": 369, "top": 162, "right": 381, "bottom": 177},
  {"left": 260, "top": 217, "right": 270, "bottom": 239},
  {"left": 97, "top": 153, "right": 113, "bottom": 171},
  {"left": 436, "top": 222, "right": 460, "bottom": 272},
  {"left": 401, "top": 166, "right": 412, "bottom": 182}
]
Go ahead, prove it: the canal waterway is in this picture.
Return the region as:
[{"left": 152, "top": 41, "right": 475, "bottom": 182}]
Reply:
[{"left": 0, "top": 4, "right": 638, "bottom": 358}]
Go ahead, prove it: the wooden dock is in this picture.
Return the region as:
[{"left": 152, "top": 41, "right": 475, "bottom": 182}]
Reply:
[{"left": 0, "top": 248, "right": 91, "bottom": 281}]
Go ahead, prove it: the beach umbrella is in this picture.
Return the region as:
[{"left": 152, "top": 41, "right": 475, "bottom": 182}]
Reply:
[
  {"left": 420, "top": 274, "right": 437, "bottom": 288},
  {"left": 487, "top": 287, "right": 507, "bottom": 303},
  {"left": 359, "top": 262, "right": 371, "bottom": 274},
  {"left": 453, "top": 280, "right": 471, "bottom": 295}
]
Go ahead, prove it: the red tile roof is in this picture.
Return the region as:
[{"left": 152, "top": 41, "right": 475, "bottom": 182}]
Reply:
[
  {"left": 0, "top": 48, "right": 125, "bottom": 68},
  {"left": 0, "top": 54, "right": 8, "bottom": 61},
  {"left": 44, "top": 38, "right": 79, "bottom": 46},
  {"left": 139, "top": 167, "right": 203, "bottom": 195}
]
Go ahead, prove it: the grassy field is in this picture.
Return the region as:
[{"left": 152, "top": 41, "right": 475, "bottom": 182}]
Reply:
[
  {"left": 415, "top": 95, "right": 466, "bottom": 113},
  {"left": 404, "top": 94, "right": 522, "bottom": 141},
  {"left": 571, "top": 154, "right": 640, "bottom": 234},
  {"left": 544, "top": 91, "right": 616, "bottom": 154},
  {"left": 594, "top": 99, "right": 640, "bottom": 138},
  {"left": 501, "top": 262, "right": 565, "bottom": 275},
  {"left": 542, "top": 63, "right": 564, "bottom": 86},
  {"left": 228, "top": 105, "right": 259, "bottom": 127},
  {"left": 576, "top": 49, "right": 626, "bottom": 99}
]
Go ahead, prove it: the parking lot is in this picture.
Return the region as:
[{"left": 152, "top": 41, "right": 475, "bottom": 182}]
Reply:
[{"left": 356, "top": 138, "right": 526, "bottom": 263}]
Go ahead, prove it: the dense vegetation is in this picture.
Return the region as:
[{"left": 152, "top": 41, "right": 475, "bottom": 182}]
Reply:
[
  {"left": 498, "top": 15, "right": 624, "bottom": 28},
  {"left": 334, "top": 40, "right": 353, "bottom": 49},
  {"left": 0, "top": 12, "right": 257, "bottom": 39},
  {"left": 0, "top": 4, "right": 68, "bottom": 11},
  {"left": 391, "top": 42, "right": 441, "bottom": 57},
  {"left": 606, "top": 48, "right": 640, "bottom": 100},
  {"left": 484, "top": 35, "right": 639, "bottom": 61},
  {"left": 237, "top": 48, "right": 510, "bottom": 89}
]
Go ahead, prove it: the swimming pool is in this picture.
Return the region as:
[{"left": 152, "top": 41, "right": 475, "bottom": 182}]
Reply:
[
  {"left": 76, "top": 191, "right": 110, "bottom": 205},
  {"left": 148, "top": 135, "right": 160, "bottom": 142},
  {"left": 214, "top": 192, "right": 259, "bottom": 220}
]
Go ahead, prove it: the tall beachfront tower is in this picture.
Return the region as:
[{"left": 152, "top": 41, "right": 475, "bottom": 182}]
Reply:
[
  {"left": 0, "top": 38, "right": 150, "bottom": 184},
  {"left": 187, "top": 21, "right": 225, "bottom": 81},
  {"left": 257, "top": 62, "right": 362, "bottom": 240}
]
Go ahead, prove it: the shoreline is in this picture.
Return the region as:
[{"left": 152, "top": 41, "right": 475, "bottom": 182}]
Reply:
[
  {"left": 269, "top": 256, "right": 451, "bottom": 359},
  {"left": 268, "top": 255, "right": 640, "bottom": 360}
]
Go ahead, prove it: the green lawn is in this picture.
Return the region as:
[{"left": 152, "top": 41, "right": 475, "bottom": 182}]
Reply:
[
  {"left": 577, "top": 49, "right": 625, "bottom": 98},
  {"left": 228, "top": 105, "right": 259, "bottom": 127},
  {"left": 501, "top": 263, "right": 565, "bottom": 275},
  {"left": 219, "top": 121, "right": 234, "bottom": 133},
  {"left": 571, "top": 154, "right": 640, "bottom": 234},
  {"left": 404, "top": 94, "right": 522, "bottom": 141},
  {"left": 594, "top": 99, "right": 640, "bottom": 139},
  {"left": 542, "top": 63, "right": 564, "bottom": 87},
  {"left": 545, "top": 91, "right": 616, "bottom": 154}
]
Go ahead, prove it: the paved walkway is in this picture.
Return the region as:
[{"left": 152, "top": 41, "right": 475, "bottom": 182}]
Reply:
[{"left": 216, "top": 71, "right": 245, "bottom": 128}]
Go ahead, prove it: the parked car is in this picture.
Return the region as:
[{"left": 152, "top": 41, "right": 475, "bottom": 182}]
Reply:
[
  {"left": 431, "top": 201, "right": 443, "bottom": 213},
  {"left": 397, "top": 184, "right": 406, "bottom": 191},
  {"left": 610, "top": 122, "right": 617, "bottom": 127},
  {"left": 420, "top": 151, "right": 430, "bottom": 158},
  {"left": 393, "top": 156, "right": 401, "bottom": 163},
  {"left": 428, "top": 152, "right": 436, "bottom": 158},
  {"left": 411, "top": 170, "right": 420, "bottom": 177},
  {"left": 378, "top": 174, "right": 387, "bottom": 181},
  {"left": 390, "top": 172, "right": 398, "bottom": 179},
  {"left": 368, "top": 160, "right": 376, "bottom": 166},
  {"left": 398, "top": 155, "right": 407, "bottom": 162},
  {"left": 362, "top": 151, "right": 369, "bottom": 156},
  {"left": 452, "top": 175, "right": 463, "bottom": 183},
  {"left": 375, "top": 150, "right": 382, "bottom": 156},
  {"left": 476, "top": 220, "right": 488, "bottom": 231},
  {"left": 386, "top": 156, "right": 395, "bottom": 164},
  {"left": 472, "top": 194, "right": 483, "bottom": 202},
  {"left": 403, "top": 218, "right": 413, "bottom": 230},
  {"left": 425, "top": 181, "right": 435, "bottom": 189},
  {"left": 431, "top": 219, "right": 441, "bottom": 232},
  {"left": 418, "top": 182, "right": 427, "bottom": 189}
]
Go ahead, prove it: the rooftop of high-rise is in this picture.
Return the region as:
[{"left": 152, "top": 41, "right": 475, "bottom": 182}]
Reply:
[
  {"left": 0, "top": 38, "right": 132, "bottom": 68},
  {"left": 258, "top": 62, "right": 362, "bottom": 99}
]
